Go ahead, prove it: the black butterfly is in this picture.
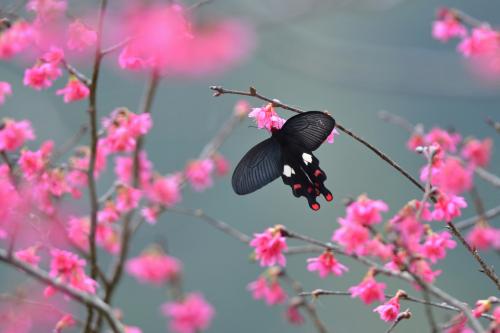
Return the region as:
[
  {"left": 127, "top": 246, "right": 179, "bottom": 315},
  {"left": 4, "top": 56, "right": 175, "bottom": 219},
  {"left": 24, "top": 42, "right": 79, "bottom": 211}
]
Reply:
[{"left": 232, "top": 111, "right": 335, "bottom": 211}]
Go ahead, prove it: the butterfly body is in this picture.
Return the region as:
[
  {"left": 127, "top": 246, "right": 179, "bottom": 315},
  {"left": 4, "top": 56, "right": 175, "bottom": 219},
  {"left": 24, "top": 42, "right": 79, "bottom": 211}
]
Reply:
[{"left": 232, "top": 111, "right": 335, "bottom": 211}]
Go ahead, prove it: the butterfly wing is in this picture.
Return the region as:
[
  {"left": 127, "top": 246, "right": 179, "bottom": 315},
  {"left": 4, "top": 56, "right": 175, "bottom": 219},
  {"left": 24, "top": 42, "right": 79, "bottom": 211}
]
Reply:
[
  {"left": 232, "top": 137, "right": 282, "bottom": 195},
  {"left": 280, "top": 111, "right": 335, "bottom": 151}
]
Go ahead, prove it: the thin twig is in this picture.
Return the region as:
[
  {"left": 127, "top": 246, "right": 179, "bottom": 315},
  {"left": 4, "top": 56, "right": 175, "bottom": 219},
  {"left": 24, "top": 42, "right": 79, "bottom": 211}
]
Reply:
[
  {"left": 386, "top": 309, "right": 411, "bottom": 333},
  {"left": 475, "top": 167, "right": 500, "bottom": 188},
  {"left": 447, "top": 221, "right": 500, "bottom": 290},
  {"left": 84, "top": 0, "right": 108, "bottom": 331},
  {"left": 101, "top": 37, "right": 132, "bottom": 56},
  {"left": 486, "top": 118, "right": 500, "bottom": 133},
  {"left": 0, "top": 249, "right": 124, "bottom": 333},
  {"left": 281, "top": 271, "right": 329, "bottom": 333},
  {"left": 454, "top": 205, "right": 500, "bottom": 230},
  {"left": 210, "top": 86, "right": 426, "bottom": 195},
  {"left": 61, "top": 60, "right": 91, "bottom": 86}
]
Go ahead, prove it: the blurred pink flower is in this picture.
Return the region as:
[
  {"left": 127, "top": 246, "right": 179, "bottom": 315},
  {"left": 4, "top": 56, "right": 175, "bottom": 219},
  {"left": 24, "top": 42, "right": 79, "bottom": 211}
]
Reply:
[
  {"left": 147, "top": 174, "right": 182, "bottom": 208},
  {"left": 332, "top": 218, "right": 370, "bottom": 255},
  {"left": 0, "top": 21, "right": 36, "bottom": 59},
  {"left": 248, "top": 103, "right": 285, "bottom": 131},
  {"left": 467, "top": 225, "right": 500, "bottom": 250},
  {"left": 432, "top": 193, "right": 467, "bottom": 221},
  {"left": 126, "top": 250, "right": 181, "bottom": 285},
  {"left": 373, "top": 294, "right": 402, "bottom": 322},
  {"left": 115, "top": 185, "right": 142, "bottom": 213},
  {"left": 67, "top": 20, "right": 97, "bottom": 51},
  {"left": 56, "top": 79, "right": 90, "bottom": 103},
  {"left": 432, "top": 158, "right": 473, "bottom": 195},
  {"left": 0, "top": 119, "right": 35, "bottom": 151},
  {"left": 346, "top": 195, "right": 389, "bottom": 226},
  {"left": 185, "top": 159, "right": 214, "bottom": 192},
  {"left": 285, "top": 305, "right": 304, "bottom": 326},
  {"left": 15, "top": 245, "right": 41, "bottom": 267},
  {"left": 421, "top": 231, "right": 456, "bottom": 263},
  {"left": 54, "top": 314, "right": 76, "bottom": 333},
  {"left": 432, "top": 11, "right": 467, "bottom": 42},
  {"left": 458, "top": 26, "right": 499, "bottom": 57},
  {"left": 326, "top": 128, "right": 340, "bottom": 144},
  {"left": 349, "top": 275, "right": 386, "bottom": 305},
  {"left": 162, "top": 293, "right": 215, "bottom": 333},
  {"left": 461, "top": 138, "right": 493, "bottom": 167},
  {"left": 0, "top": 81, "right": 12, "bottom": 105},
  {"left": 23, "top": 63, "right": 62, "bottom": 90}
]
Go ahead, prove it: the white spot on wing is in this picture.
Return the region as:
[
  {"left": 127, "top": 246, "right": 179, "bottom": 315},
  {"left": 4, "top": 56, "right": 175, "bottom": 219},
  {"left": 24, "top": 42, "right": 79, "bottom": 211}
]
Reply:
[
  {"left": 302, "top": 153, "right": 312, "bottom": 165},
  {"left": 283, "top": 165, "right": 295, "bottom": 177}
]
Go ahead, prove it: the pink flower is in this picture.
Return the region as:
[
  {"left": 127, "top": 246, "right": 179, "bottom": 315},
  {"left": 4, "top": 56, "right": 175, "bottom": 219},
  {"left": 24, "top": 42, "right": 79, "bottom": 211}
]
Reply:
[
  {"left": 126, "top": 249, "right": 181, "bottom": 285},
  {"left": 114, "top": 152, "right": 152, "bottom": 187},
  {"left": 98, "top": 201, "right": 120, "bottom": 224},
  {"left": 361, "top": 238, "right": 394, "bottom": 261},
  {"left": 473, "top": 299, "right": 492, "bottom": 318},
  {"left": 115, "top": 185, "right": 142, "bottom": 213},
  {"left": 432, "top": 193, "right": 467, "bottom": 221},
  {"left": 285, "top": 305, "right": 304, "bottom": 326},
  {"left": 67, "top": 20, "right": 97, "bottom": 51},
  {"left": 349, "top": 274, "right": 386, "bottom": 305},
  {"left": 118, "top": 45, "right": 147, "bottom": 70},
  {"left": 247, "top": 277, "right": 268, "bottom": 300},
  {"left": 346, "top": 195, "right": 389, "bottom": 225},
  {"left": 265, "top": 280, "right": 287, "bottom": 305},
  {"left": 54, "top": 314, "right": 76, "bottom": 333},
  {"left": 332, "top": 218, "right": 370, "bottom": 255},
  {"left": 248, "top": 103, "right": 285, "bottom": 131},
  {"left": 125, "top": 326, "right": 143, "bottom": 333},
  {"left": 421, "top": 231, "right": 456, "bottom": 263},
  {"left": 432, "top": 12, "right": 467, "bottom": 42},
  {"left": 250, "top": 227, "right": 287, "bottom": 267},
  {"left": 27, "top": 0, "right": 67, "bottom": 21},
  {"left": 46, "top": 248, "right": 97, "bottom": 295},
  {"left": 461, "top": 138, "right": 493, "bottom": 167},
  {"left": 424, "top": 128, "right": 461, "bottom": 153},
  {"left": 432, "top": 158, "right": 473, "bottom": 195},
  {"left": 373, "top": 292, "right": 404, "bottom": 322},
  {"left": 445, "top": 314, "right": 473, "bottom": 333},
  {"left": 185, "top": 159, "right": 214, "bottom": 192},
  {"left": 467, "top": 225, "right": 500, "bottom": 250},
  {"left": 307, "top": 250, "right": 348, "bottom": 278},
  {"left": 0, "top": 81, "right": 12, "bottom": 105},
  {"left": 0, "top": 21, "right": 36, "bottom": 59},
  {"left": 15, "top": 245, "right": 41, "bottom": 267},
  {"left": 147, "top": 174, "right": 182, "bottom": 207},
  {"left": 141, "top": 206, "right": 160, "bottom": 225},
  {"left": 410, "top": 259, "right": 441, "bottom": 284},
  {"left": 41, "top": 46, "right": 64, "bottom": 65},
  {"left": 212, "top": 154, "right": 230, "bottom": 176},
  {"left": 494, "top": 306, "right": 500, "bottom": 324},
  {"left": 407, "top": 132, "right": 425, "bottom": 151},
  {"left": 56, "top": 79, "right": 89, "bottom": 103},
  {"left": 0, "top": 119, "right": 35, "bottom": 151},
  {"left": 162, "top": 293, "right": 215, "bottom": 333},
  {"left": 326, "top": 128, "right": 340, "bottom": 144},
  {"left": 23, "top": 63, "right": 62, "bottom": 90},
  {"left": 102, "top": 109, "right": 152, "bottom": 153},
  {"left": 458, "top": 27, "right": 499, "bottom": 58}
]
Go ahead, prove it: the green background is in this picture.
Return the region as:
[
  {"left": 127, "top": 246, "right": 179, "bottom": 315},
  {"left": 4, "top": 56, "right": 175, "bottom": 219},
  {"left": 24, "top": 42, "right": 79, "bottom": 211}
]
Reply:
[{"left": 1, "top": 0, "right": 499, "bottom": 332}]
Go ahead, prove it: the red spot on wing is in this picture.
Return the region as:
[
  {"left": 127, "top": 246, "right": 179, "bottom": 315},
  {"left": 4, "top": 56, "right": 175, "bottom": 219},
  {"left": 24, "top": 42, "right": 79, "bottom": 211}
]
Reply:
[
  {"left": 325, "top": 193, "right": 333, "bottom": 202},
  {"left": 293, "top": 184, "right": 302, "bottom": 190},
  {"left": 314, "top": 169, "right": 322, "bottom": 177},
  {"left": 311, "top": 203, "right": 320, "bottom": 211}
]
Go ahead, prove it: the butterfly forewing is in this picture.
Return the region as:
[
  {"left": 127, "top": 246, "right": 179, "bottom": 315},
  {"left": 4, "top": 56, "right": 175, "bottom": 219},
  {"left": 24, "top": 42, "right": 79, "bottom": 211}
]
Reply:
[
  {"left": 232, "top": 137, "right": 282, "bottom": 195},
  {"left": 280, "top": 111, "right": 335, "bottom": 151}
]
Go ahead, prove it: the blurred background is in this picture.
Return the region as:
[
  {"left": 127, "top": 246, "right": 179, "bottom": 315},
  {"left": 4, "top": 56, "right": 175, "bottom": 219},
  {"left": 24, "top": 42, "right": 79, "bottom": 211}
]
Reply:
[{"left": 1, "top": 0, "right": 499, "bottom": 332}]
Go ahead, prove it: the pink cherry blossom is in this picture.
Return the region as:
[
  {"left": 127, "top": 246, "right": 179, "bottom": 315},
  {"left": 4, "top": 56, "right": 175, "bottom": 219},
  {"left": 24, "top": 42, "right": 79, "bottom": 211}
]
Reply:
[
  {"left": 247, "top": 277, "right": 268, "bottom": 301},
  {"left": 248, "top": 103, "right": 286, "bottom": 131},
  {"left": 98, "top": 201, "right": 120, "bottom": 224},
  {"left": 264, "top": 280, "right": 287, "bottom": 305},
  {"left": 250, "top": 227, "right": 287, "bottom": 267},
  {"left": 212, "top": 154, "right": 230, "bottom": 176},
  {"left": 421, "top": 231, "right": 456, "bottom": 263},
  {"left": 361, "top": 237, "right": 394, "bottom": 261},
  {"left": 345, "top": 194, "right": 389, "bottom": 225},
  {"left": 19, "top": 148, "right": 47, "bottom": 180},
  {"left": 126, "top": 249, "right": 181, "bottom": 285},
  {"left": 115, "top": 185, "right": 142, "bottom": 213},
  {"left": 461, "top": 138, "right": 493, "bottom": 167},
  {"left": 162, "top": 293, "right": 215, "bottom": 333},
  {"left": 467, "top": 225, "right": 500, "bottom": 250},
  {"left": 147, "top": 174, "right": 182, "bottom": 207},
  {"left": 102, "top": 109, "right": 152, "bottom": 153},
  {"left": 0, "top": 119, "right": 35, "bottom": 151},
  {"left": 125, "top": 326, "right": 143, "bottom": 333},
  {"left": 0, "top": 21, "right": 36, "bottom": 59},
  {"left": 307, "top": 250, "right": 348, "bottom": 278},
  {"left": 410, "top": 259, "right": 441, "bottom": 284},
  {"left": 0, "top": 81, "right": 12, "bottom": 105},
  {"left": 23, "top": 63, "right": 62, "bottom": 90},
  {"left": 141, "top": 206, "right": 160, "bottom": 225},
  {"left": 27, "top": 0, "right": 67, "bottom": 21},
  {"left": 67, "top": 20, "right": 97, "bottom": 51},
  {"left": 432, "top": 11, "right": 467, "bottom": 42},
  {"left": 285, "top": 305, "right": 305, "bottom": 326},
  {"left": 56, "top": 78, "right": 90, "bottom": 103},
  {"left": 14, "top": 245, "right": 41, "bottom": 267},
  {"left": 407, "top": 131, "right": 425, "bottom": 151},
  {"left": 332, "top": 218, "right": 370, "bottom": 255},
  {"left": 424, "top": 128, "right": 461, "bottom": 153},
  {"left": 432, "top": 158, "right": 473, "bottom": 195},
  {"left": 458, "top": 26, "right": 499, "bottom": 58},
  {"left": 114, "top": 152, "right": 152, "bottom": 187},
  {"left": 326, "top": 128, "right": 340, "bottom": 144},
  {"left": 432, "top": 193, "right": 467, "bottom": 221},
  {"left": 119, "top": 45, "right": 147, "bottom": 70},
  {"left": 234, "top": 100, "right": 250, "bottom": 117},
  {"left": 46, "top": 248, "right": 97, "bottom": 295},
  {"left": 41, "top": 46, "right": 64, "bottom": 65},
  {"left": 493, "top": 306, "right": 500, "bottom": 324},
  {"left": 349, "top": 275, "right": 386, "bottom": 305},
  {"left": 54, "top": 314, "right": 75, "bottom": 333},
  {"left": 185, "top": 159, "right": 214, "bottom": 192},
  {"left": 373, "top": 293, "right": 402, "bottom": 322}
]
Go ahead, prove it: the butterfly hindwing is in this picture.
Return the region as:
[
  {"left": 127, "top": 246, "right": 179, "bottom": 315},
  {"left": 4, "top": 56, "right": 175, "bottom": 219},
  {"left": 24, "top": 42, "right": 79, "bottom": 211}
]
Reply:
[
  {"left": 232, "top": 137, "right": 282, "bottom": 195},
  {"left": 279, "top": 111, "right": 335, "bottom": 151}
]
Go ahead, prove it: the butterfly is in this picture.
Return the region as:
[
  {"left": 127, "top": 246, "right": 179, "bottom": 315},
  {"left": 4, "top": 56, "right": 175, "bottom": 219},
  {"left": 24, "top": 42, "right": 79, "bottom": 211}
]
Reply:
[{"left": 232, "top": 111, "right": 336, "bottom": 211}]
